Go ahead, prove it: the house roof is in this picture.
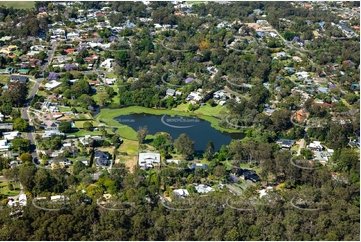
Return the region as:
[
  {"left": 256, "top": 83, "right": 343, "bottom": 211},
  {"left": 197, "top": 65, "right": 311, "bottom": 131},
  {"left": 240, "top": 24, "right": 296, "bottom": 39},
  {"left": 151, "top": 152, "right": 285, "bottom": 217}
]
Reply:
[{"left": 10, "top": 75, "right": 28, "bottom": 82}]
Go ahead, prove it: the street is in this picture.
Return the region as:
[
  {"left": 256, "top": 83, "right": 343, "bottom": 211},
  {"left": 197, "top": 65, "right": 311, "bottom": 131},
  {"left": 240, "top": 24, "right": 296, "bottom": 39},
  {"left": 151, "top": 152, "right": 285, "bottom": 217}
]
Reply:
[{"left": 21, "top": 41, "right": 58, "bottom": 159}]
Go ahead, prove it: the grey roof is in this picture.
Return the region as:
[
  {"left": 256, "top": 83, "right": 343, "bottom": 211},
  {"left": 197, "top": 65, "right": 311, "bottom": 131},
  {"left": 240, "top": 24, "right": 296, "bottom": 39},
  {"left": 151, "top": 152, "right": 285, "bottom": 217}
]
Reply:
[
  {"left": 94, "top": 150, "right": 111, "bottom": 166},
  {"left": 10, "top": 75, "right": 29, "bottom": 82}
]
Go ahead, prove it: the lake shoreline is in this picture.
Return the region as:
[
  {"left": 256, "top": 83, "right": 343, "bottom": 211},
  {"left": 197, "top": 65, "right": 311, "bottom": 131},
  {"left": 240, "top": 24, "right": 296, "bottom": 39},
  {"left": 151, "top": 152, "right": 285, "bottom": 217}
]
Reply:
[{"left": 95, "top": 106, "right": 246, "bottom": 141}]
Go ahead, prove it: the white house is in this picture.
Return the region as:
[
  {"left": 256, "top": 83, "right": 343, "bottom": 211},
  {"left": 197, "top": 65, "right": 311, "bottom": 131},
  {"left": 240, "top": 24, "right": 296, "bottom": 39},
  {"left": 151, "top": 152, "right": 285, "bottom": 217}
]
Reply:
[
  {"left": 173, "top": 189, "right": 189, "bottom": 198},
  {"left": 0, "top": 112, "right": 5, "bottom": 122},
  {"left": 307, "top": 141, "right": 323, "bottom": 151},
  {"left": 195, "top": 184, "right": 215, "bottom": 194},
  {"left": 138, "top": 152, "right": 160, "bottom": 168},
  {"left": 295, "top": 71, "right": 309, "bottom": 80},
  {"left": 51, "top": 195, "right": 69, "bottom": 201},
  {"left": 3, "top": 131, "right": 20, "bottom": 141},
  {"left": 166, "top": 159, "right": 180, "bottom": 164},
  {"left": 67, "top": 32, "right": 80, "bottom": 40},
  {"left": 0, "top": 139, "right": 9, "bottom": 151},
  {"left": 104, "top": 78, "right": 116, "bottom": 85},
  {"left": 45, "top": 80, "right": 61, "bottom": 90}
]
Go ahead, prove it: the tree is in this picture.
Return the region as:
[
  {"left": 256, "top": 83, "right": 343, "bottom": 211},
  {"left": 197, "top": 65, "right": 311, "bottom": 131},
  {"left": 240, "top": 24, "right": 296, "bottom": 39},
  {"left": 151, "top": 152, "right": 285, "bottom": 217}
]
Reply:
[
  {"left": 58, "top": 121, "right": 72, "bottom": 133},
  {"left": 97, "top": 91, "right": 110, "bottom": 106},
  {"left": 18, "top": 164, "right": 37, "bottom": 191},
  {"left": 0, "top": 82, "right": 28, "bottom": 107},
  {"left": 137, "top": 126, "right": 148, "bottom": 144},
  {"left": 204, "top": 140, "right": 214, "bottom": 161},
  {"left": 10, "top": 138, "right": 31, "bottom": 153},
  {"left": 213, "top": 165, "right": 226, "bottom": 179},
  {"left": 174, "top": 133, "right": 194, "bottom": 160},
  {"left": 73, "top": 161, "right": 87, "bottom": 176},
  {"left": 13, "top": 118, "right": 29, "bottom": 132},
  {"left": 83, "top": 121, "right": 93, "bottom": 131},
  {"left": 20, "top": 153, "right": 32, "bottom": 163},
  {"left": 152, "top": 134, "right": 171, "bottom": 150}
]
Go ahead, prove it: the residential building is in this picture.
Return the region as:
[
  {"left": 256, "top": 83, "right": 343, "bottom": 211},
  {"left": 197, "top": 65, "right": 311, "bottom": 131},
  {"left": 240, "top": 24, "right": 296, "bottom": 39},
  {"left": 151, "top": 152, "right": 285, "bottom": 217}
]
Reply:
[
  {"left": 94, "top": 150, "right": 111, "bottom": 166},
  {"left": 41, "top": 120, "right": 60, "bottom": 131},
  {"left": 173, "top": 189, "right": 189, "bottom": 198},
  {"left": 45, "top": 80, "right": 61, "bottom": 90},
  {"left": 189, "top": 163, "right": 208, "bottom": 170},
  {"left": 276, "top": 139, "right": 295, "bottom": 149},
  {"left": 10, "top": 75, "right": 29, "bottom": 83},
  {"left": 307, "top": 141, "right": 323, "bottom": 151},
  {"left": 240, "top": 169, "right": 260, "bottom": 183},
  {"left": 3, "top": 131, "right": 21, "bottom": 141},
  {"left": 138, "top": 152, "right": 161, "bottom": 168},
  {"left": 166, "top": 88, "right": 176, "bottom": 96},
  {"left": 195, "top": 184, "right": 215, "bottom": 194}
]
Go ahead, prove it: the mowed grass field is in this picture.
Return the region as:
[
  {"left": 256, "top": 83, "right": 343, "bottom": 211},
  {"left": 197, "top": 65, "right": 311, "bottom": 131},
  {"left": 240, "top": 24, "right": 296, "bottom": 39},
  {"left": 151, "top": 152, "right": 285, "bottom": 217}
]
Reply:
[{"left": 1, "top": 1, "right": 35, "bottom": 9}]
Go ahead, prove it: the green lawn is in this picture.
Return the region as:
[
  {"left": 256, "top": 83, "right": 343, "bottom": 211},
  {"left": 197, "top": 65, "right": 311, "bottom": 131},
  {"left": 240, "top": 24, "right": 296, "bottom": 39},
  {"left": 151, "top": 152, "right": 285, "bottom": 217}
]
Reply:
[
  {"left": 96, "top": 106, "right": 242, "bottom": 140},
  {"left": 118, "top": 139, "right": 138, "bottom": 155},
  {"left": 106, "top": 73, "right": 117, "bottom": 78},
  {"left": 0, "top": 181, "right": 20, "bottom": 198},
  {"left": 0, "top": 75, "right": 10, "bottom": 84},
  {"left": 1, "top": 1, "right": 35, "bottom": 9},
  {"left": 72, "top": 129, "right": 103, "bottom": 137},
  {"left": 172, "top": 103, "right": 227, "bottom": 117},
  {"left": 93, "top": 85, "right": 120, "bottom": 106},
  {"left": 73, "top": 120, "right": 100, "bottom": 128},
  {"left": 59, "top": 107, "right": 73, "bottom": 112},
  {"left": 37, "top": 90, "right": 48, "bottom": 97}
]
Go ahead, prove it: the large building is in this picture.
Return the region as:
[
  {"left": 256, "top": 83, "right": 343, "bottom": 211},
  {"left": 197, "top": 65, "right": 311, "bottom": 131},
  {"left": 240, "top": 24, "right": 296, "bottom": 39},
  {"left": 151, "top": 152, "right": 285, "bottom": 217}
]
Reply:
[{"left": 138, "top": 152, "right": 160, "bottom": 169}]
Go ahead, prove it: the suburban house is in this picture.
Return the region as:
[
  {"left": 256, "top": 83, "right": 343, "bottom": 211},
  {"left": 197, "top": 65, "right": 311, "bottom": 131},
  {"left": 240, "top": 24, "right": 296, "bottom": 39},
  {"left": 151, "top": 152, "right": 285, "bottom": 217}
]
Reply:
[
  {"left": 10, "top": 75, "right": 29, "bottom": 83},
  {"left": 166, "top": 88, "right": 176, "bottom": 96},
  {"left": 45, "top": 80, "right": 61, "bottom": 90},
  {"left": 0, "top": 123, "right": 13, "bottom": 131},
  {"left": 189, "top": 163, "right": 208, "bottom": 170},
  {"left": 0, "top": 139, "right": 10, "bottom": 151},
  {"left": 173, "top": 189, "right": 189, "bottom": 198},
  {"left": 240, "top": 169, "right": 260, "bottom": 183},
  {"left": 195, "top": 184, "right": 215, "bottom": 194},
  {"left": 307, "top": 141, "right": 323, "bottom": 151},
  {"left": 79, "top": 135, "right": 103, "bottom": 146},
  {"left": 94, "top": 150, "right": 111, "bottom": 167},
  {"left": 185, "top": 90, "right": 203, "bottom": 104},
  {"left": 42, "top": 130, "right": 65, "bottom": 139},
  {"left": 41, "top": 120, "right": 60, "bottom": 131},
  {"left": 3, "top": 131, "right": 21, "bottom": 141},
  {"left": 276, "top": 139, "right": 295, "bottom": 149},
  {"left": 60, "top": 145, "right": 78, "bottom": 157},
  {"left": 213, "top": 90, "right": 228, "bottom": 100},
  {"left": 138, "top": 152, "right": 161, "bottom": 168}
]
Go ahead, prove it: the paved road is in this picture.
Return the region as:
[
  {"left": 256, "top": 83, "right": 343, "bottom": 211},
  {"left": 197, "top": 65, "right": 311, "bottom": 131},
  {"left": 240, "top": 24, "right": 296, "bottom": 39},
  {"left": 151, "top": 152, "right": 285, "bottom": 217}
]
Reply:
[
  {"left": 21, "top": 41, "right": 58, "bottom": 159},
  {"left": 224, "top": 86, "right": 251, "bottom": 101}
]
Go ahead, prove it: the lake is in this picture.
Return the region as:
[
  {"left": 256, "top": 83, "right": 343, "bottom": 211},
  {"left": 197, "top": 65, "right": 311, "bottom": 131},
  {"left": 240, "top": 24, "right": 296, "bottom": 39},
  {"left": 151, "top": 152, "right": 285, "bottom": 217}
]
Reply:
[{"left": 114, "top": 114, "right": 245, "bottom": 152}]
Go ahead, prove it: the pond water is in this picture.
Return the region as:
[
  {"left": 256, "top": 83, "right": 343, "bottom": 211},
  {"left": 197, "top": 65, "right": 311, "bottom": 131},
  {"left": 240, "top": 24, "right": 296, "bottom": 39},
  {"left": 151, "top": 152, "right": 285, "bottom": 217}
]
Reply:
[{"left": 114, "top": 114, "right": 245, "bottom": 152}]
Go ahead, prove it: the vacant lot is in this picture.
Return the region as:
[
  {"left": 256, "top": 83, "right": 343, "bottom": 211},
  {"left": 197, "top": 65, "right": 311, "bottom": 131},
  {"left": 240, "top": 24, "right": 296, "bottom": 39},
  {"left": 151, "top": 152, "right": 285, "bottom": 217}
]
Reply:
[{"left": 118, "top": 139, "right": 138, "bottom": 156}]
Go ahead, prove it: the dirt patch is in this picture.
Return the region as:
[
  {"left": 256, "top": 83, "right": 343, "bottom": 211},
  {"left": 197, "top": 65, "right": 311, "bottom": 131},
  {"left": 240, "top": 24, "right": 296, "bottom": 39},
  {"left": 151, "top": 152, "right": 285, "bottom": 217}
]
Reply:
[{"left": 122, "top": 156, "right": 137, "bottom": 173}]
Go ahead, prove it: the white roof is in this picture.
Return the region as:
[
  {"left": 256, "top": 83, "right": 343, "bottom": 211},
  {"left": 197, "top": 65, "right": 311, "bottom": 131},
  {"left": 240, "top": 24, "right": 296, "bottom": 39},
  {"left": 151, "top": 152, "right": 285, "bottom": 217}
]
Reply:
[
  {"left": 195, "top": 184, "right": 215, "bottom": 193},
  {"left": 173, "top": 189, "right": 189, "bottom": 197}
]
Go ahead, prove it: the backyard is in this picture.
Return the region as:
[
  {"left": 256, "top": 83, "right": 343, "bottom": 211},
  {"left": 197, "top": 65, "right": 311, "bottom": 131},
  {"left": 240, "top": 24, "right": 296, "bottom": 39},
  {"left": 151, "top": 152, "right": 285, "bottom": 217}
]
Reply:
[{"left": 0, "top": 180, "right": 20, "bottom": 198}]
